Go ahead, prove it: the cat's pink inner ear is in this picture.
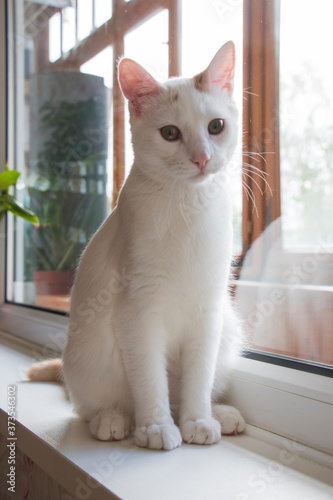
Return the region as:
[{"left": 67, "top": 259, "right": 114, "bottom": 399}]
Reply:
[
  {"left": 118, "top": 58, "right": 161, "bottom": 115},
  {"left": 201, "top": 41, "right": 235, "bottom": 95}
]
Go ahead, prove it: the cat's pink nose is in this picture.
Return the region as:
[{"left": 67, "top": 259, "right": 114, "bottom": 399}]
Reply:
[{"left": 191, "top": 153, "right": 210, "bottom": 172}]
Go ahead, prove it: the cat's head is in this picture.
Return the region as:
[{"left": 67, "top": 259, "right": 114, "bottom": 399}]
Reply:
[{"left": 118, "top": 41, "right": 238, "bottom": 185}]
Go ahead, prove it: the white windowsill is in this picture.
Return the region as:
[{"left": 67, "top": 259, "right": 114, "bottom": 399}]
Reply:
[{"left": 0, "top": 330, "right": 333, "bottom": 500}]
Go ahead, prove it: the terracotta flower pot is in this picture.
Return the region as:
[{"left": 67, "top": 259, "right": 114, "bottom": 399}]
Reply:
[{"left": 33, "top": 270, "right": 75, "bottom": 296}]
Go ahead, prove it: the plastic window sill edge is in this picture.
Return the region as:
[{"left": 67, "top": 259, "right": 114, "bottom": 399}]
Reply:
[{"left": 0, "top": 405, "right": 333, "bottom": 500}]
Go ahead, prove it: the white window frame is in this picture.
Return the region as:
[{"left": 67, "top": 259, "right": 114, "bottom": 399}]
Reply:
[{"left": 1, "top": 0, "right": 332, "bottom": 459}]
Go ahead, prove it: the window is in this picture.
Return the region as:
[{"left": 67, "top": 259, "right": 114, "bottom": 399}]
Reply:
[
  {"left": 2, "top": 0, "right": 333, "bottom": 373},
  {"left": 238, "top": 0, "right": 333, "bottom": 370},
  {"left": 2, "top": 0, "right": 333, "bottom": 458}
]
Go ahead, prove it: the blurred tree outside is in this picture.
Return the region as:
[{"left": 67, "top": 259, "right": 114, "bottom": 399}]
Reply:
[{"left": 280, "top": 63, "right": 333, "bottom": 249}]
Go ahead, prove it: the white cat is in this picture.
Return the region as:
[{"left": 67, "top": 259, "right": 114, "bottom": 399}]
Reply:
[{"left": 28, "top": 41, "right": 245, "bottom": 451}]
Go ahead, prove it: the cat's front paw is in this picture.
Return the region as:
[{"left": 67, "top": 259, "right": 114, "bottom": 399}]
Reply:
[
  {"left": 89, "top": 410, "right": 132, "bottom": 441},
  {"left": 180, "top": 417, "right": 221, "bottom": 445},
  {"left": 212, "top": 404, "right": 246, "bottom": 435},
  {"left": 134, "top": 423, "right": 182, "bottom": 451}
]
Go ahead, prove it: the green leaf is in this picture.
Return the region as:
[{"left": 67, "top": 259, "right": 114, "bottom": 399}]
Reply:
[
  {"left": 0, "top": 169, "right": 20, "bottom": 191},
  {"left": 1, "top": 193, "right": 39, "bottom": 225}
]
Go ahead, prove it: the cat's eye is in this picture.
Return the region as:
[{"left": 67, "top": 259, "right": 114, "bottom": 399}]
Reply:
[
  {"left": 160, "top": 125, "right": 181, "bottom": 141},
  {"left": 208, "top": 119, "right": 224, "bottom": 135}
]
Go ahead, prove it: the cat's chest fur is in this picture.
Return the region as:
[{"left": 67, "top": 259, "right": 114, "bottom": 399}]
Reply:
[{"left": 116, "top": 169, "right": 233, "bottom": 308}]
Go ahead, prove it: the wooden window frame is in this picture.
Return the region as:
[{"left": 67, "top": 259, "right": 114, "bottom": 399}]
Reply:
[{"left": 243, "top": 0, "right": 281, "bottom": 252}]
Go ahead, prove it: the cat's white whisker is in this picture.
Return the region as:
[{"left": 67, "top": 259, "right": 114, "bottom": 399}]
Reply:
[
  {"left": 242, "top": 170, "right": 265, "bottom": 195},
  {"left": 242, "top": 161, "right": 268, "bottom": 174},
  {"left": 242, "top": 180, "right": 259, "bottom": 216},
  {"left": 242, "top": 151, "right": 268, "bottom": 165},
  {"left": 242, "top": 164, "right": 273, "bottom": 196},
  {"left": 243, "top": 87, "right": 259, "bottom": 97}
]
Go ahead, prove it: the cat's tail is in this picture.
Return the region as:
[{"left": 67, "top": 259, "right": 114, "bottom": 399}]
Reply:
[{"left": 26, "top": 358, "right": 63, "bottom": 383}]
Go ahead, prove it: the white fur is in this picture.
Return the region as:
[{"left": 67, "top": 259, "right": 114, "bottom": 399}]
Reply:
[{"left": 62, "top": 42, "right": 245, "bottom": 450}]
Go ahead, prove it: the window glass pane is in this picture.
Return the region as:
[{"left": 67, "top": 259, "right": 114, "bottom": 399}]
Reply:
[
  {"left": 280, "top": 0, "right": 333, "bottom": 250},
  {"left": 182, "top": 0, "right": 243, "bottom": 254},
  {"left": 237, "top": 0, "right": 333, "bottom": 368}
]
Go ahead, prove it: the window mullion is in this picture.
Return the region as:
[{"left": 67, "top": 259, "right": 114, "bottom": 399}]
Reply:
[
  {"left": 262, "top": 0, "right": 281, "bottom": 227},
  {"left": 242, "top": 0, "right": 281, "bottom": 256},
  {"left": 112, "top": 0, "right": 125, "bottom": 207},
  {"left": 168, "top": 0, "right": 182, "bottom": 77},
  {"left": 0, "top": 0, "right": 7, "bottom": 305}
]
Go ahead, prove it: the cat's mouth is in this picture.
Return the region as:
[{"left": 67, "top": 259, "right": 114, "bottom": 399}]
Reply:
[{"left": 190, "top": 169, "right": 213, "bottom": 183}]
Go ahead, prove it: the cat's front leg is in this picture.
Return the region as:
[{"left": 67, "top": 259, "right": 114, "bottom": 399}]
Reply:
[
  {"left": 117, "top": 316, "right": 182, "bottom": 451},
  {"left": 179, "top": 315, "right": 222, "bottom": 445}
]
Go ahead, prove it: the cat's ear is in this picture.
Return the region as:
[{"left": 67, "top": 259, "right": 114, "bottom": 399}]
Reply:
[
  {"left": 118, "top": 58, "right": 162, "bottom": 116},
  {"left": 194, "top": 41, "right": 235, "bottom": 95}
]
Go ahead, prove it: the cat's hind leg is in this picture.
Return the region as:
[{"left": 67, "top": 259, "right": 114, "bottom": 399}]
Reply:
[
  {"left": 211, "top": 299, "right": 246, "bottom": 436},
  {"left": 63, "top": 321, "right": 134, "bottom": 442},
  {"left": 212, "top": 404, "right": 246, "bottom": 435},
  {"left": 89, "top": 409, "right": 132, "bottom": 441}
]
